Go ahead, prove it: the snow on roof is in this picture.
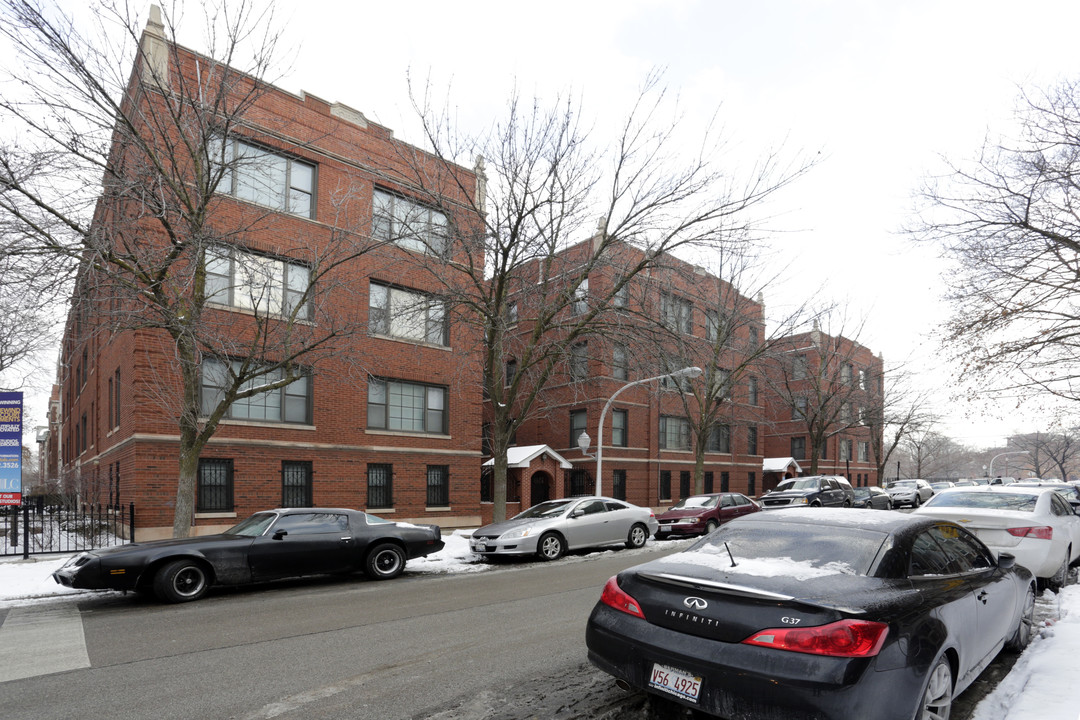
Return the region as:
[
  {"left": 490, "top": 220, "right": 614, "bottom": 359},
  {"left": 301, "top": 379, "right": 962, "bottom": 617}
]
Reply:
[
  {"left": 762, "top": 457, "right": 802, "bottom": 473},
  {"left": 482, "top": 444, "right": 573, "bottom": 469}
]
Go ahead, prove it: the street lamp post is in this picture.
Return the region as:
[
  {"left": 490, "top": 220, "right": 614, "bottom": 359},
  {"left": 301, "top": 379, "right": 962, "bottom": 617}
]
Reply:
[
  {"left": 989, "top": 451, "right": 1029, "bottom": 479},
  {"left": 578, "top": 366, "right": 703, "bottom": 496}
]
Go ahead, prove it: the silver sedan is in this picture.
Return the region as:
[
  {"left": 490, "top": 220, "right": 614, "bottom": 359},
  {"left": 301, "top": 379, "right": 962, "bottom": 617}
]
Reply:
[{"left": 470, "top": 496, "right": 659, "bottom": 561}]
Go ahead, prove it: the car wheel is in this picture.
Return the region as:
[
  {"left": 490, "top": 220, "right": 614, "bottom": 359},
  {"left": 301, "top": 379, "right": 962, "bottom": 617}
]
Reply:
[
  {"left": 913, "top": 496, "right": 921, "bottom": 508},
  {"left": 625, "top": 524, "right": 649, "bottom": 549},
  {"left": 1006, "top": 583, "right": 1036, "bottom": 652},
  {"left": 705, "top": 519, "right": 719, "bottom": 533},
  {"left": 537, "top": 532, "right": 565, "bottom": 561},
  {"left": 154, "top": 559, "right": 209, "bottom": 603},
  {"left": 365, "top": 543, "right": 406, "bottom": 580},
  {"left": 885, "top": 500, "right": 893, "bottom": 510},
  {"left": 1048, "top": 552, "right": 1069, "bottom": 592},
  {"left": 915, "top": 655, "right": 953, "bottom": 720},
  {"left": 843, "top": 499, "right": 852, "bottom": 508},
  {"left": 810, "top": 501, "right": 822, "bottom": 507}
]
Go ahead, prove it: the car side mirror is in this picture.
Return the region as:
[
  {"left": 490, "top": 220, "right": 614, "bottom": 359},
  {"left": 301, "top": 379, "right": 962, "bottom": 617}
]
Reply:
[
  {"left": 272, "top": 529, "right": 288, "bottom": 540},
  {"left": 571, "top": 509, "right": 585, "bottom": 518},
  {"left": 997, "top": 552, "right": 1017, "bottom": 569}
]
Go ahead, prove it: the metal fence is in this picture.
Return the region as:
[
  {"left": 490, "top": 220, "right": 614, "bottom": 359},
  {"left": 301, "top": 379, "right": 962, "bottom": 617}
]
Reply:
[{"left": 1, "top": 501, "right": 135, "bottom": 559}]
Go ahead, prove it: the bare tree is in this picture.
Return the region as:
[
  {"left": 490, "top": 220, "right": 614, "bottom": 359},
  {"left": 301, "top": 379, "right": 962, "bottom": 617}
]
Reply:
[
  {"left": 897, "top": 426, "right": 973, "bottom": 479},
  {"left": 915, "top": 78, "right": 1080, "bottom": 407},
  {"left": 862, "top": 364, "right": 934, "bottom": 486},
  {"left": 763, "top": 312, "right": 882, "bottom": 475},
  {"left": 391, "top": 78, "right": 815, "bottom": 521},
  {"left": 0, "top": 2, "right": 392, "bottom": 536},
  {"left": 1008, "top": 430, "right": 1080, "bottom": 480}
]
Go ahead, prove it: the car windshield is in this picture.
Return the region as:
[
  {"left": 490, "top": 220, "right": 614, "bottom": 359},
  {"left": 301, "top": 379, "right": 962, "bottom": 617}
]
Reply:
[
  {"left": 890, "top": 480, "right": 917, "bottom": 488},
  {"left": 924, "top": 492, "right": 1037, "bottom": 512},
  {"left": 853, "top": 488, "right": 871, "bottom": 497},
  {"left": 514, "top": 500, "right": 573, "bottom": 519},
  {"left": 671, "top": 496, "right": 719, "bottom": 509},
  {"left": 776, "top": 479, "right": 819, "bottom": 491},
  {"left": 692, "top": 523, "right": 886, "bottom": 576},
  {"left": 224, "top": 512, "right": 277, "bottom": 537}
]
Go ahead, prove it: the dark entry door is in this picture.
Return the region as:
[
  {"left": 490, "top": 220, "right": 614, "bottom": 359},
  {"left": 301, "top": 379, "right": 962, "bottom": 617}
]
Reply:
[{"left": 531, "top": 473, "right": 551, "bottom": 503}]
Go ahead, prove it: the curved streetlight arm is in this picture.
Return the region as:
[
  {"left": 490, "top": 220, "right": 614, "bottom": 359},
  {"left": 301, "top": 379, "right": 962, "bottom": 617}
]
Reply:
[
  {"left": 593, "top": 366, "right": 703, "bottom": 495},
  {"left": 988, "top": 451, "right": 1029, "bottom": 479}
]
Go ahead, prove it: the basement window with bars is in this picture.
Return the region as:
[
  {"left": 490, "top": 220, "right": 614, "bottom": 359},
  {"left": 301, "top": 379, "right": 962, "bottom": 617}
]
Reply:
[
  {"left": 197, "top": 458, "right": 234, "bottom": 512},
  {"left": 427, "top": 465, "right": 450, "bottom": 507}
]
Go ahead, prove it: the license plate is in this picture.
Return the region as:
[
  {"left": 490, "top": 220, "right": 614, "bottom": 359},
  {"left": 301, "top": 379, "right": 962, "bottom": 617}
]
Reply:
[
  {"left": 473, "top": 543, "right": 487, "bottom": 552},
  {"left": 648, "top": 663, "right": 701, "bottom": 702}
]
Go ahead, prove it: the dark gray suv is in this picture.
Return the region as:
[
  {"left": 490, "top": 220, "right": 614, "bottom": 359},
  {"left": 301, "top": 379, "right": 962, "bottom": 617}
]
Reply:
[{"left": 760, "top": 475, "right": 855, "bottom": 509}]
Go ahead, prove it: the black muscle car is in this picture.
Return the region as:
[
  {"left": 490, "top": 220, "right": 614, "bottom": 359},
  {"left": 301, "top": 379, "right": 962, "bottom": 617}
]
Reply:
[{"left": 52, "top": 508, "right": 444, "bottom": 603}]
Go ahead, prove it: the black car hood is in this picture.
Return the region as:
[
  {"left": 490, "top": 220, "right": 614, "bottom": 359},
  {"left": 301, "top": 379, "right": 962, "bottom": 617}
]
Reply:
[{"left": 87, "top": 533, "right": 246, "bottom": 558}]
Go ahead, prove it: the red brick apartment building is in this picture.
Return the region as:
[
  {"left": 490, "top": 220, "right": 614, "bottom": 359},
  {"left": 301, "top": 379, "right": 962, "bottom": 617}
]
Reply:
[
  {"left": 55, "top": 14, "right": 484, "bottom": 538},
  {"left": 502, "top": 239, "right": 769, "bottom": 512},
  {"left": 761, "top": 325, "right": 883, "bottom": 490}
]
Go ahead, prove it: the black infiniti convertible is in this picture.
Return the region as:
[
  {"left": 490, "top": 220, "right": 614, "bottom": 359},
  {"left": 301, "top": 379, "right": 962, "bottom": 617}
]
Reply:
[
  {"left": 586, "top": 508, "right": 1036, "bottom": 720},
  {"left": 52, "top": 507, "right": 444, "bottom": 603}
]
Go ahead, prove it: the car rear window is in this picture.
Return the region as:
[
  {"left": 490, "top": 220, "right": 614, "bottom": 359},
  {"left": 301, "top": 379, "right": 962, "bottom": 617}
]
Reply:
[
  {"left": 925, "top": 492, "right": 1037, "bottom": 512},
  {"left": 690, "top": 523, "right": 886, "bottom": 576}
]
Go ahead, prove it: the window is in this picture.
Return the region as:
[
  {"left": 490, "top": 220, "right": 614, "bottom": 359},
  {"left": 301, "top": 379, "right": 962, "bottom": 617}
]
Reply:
[
  {"left": 792, "top": 354, "right": 808, "bottom": 380},
  {"left": 612, "top": 409, "right": 628, "bottom": 447},
  {"left": 679, "top": 471, "right": 691, "bottom": 498},
  {"left": 747, "top": 426, "right": 758, "bottom": 455},
  {"left": 748, "top": 376, "right": 758, "bottom": 406},
  {"left": 707, "top": 424, "right": 731, "bottom": 453},
  {"left": 659, "top": 470, "right": 671, "bottom": 501},
  {"left": 748, "top": 326, "right": 759, "bottom": 349},
  {"left": 201, "top": 358, "right": 312, "bottom": 424},
  {"left": 205, "top": 246, "right": 312, "bottom": 319},
  {"left": 859, "top": 441, "right": 869, "bottom": 462},
  {"left": 505, "top": 302, "right": 518, "bottom": 325},
  {"left": 705, "top": 309, "right": 722, "bottom": 341},
  {"left": 660, "top": 292, "right": 692, "bottom": 334},
  {"left": 791, "top": 437, "right": 806, "bottom": 460},
  {"left": 612, "top": 469, "right": 626, "bottom": 500},
  {"left": 273, "top": 512, "right": 349, "bottom": 535},
  {"left": 221, "top": 138, "right": 315, "bottom": 217},
  {"left": 704, "top": 471, "right": 714, "bottom": 494},
  {"left": 841, "top": 402, "right": 852, "bottom": 424},
  {"left": 572, "top": 277, "right": 589, "bottom": 315},
  {"left": 373, "top": 188, "right": 448, "bottom": 256},
  {"left": 569, "top": 342, "right": 588, "bottom": 382},
  {"left": 197, "top": 458, "right": 234, "bottom": 512},
  {"left": 659, "top": 416, "right": 691, "bottom": 450},
  {"left": 841, "top": 363, "right": 853, "bottom": 385},
  {"left": 570, "top": 410, "right": 587, "bottom": 449},
  {"left": 427, "top": 465, "right": 450, "bottom": 507},
  {"left": 568, "top": 469, "right": 589, "bottom": 496},
  {"left": 747, "top": 472, "right": 756, "bottom": 496},
  {"left": 720, "top": 471, "right": 729, "bottom": 492},
  {"left": 840, "top": 439, "right": 853, "bottom": 462},
  {"left": 612, "top": 343, "right": 628, "bottom": 381},
  {"left": 613, "top": 281, "right": 629, "bottom": 309},
  {"left": 112, "top": 369, "right": 121, "bottom": 428},
  {"left": 282, "top": 461, "right": 313, "bottom": 507},
  {"left": 794, "top": 396, "right": 808, "bottom": 420},
  {"left": 860, "top": 369, "right": 871, "bottom": 391},
  {"left": 480, "top": 468, "right": 493, "bottom": 503},
  {"left": 367, "top": 378, "right": 447, "bottom": 434},
  {"left": 367, "top": 463, "right": 393, "bottom": 508},
  {"left": 504, "top": 359, "right": 517, "bottom": 387},
  {"left": 369, "top": 282, "right": 448, "bottom": 346}
]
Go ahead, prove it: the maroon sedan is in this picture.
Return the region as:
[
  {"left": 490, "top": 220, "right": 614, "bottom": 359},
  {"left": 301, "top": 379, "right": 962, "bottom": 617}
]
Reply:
[{"left": 654, "top": 492, "right": 759, "bottom": 539}]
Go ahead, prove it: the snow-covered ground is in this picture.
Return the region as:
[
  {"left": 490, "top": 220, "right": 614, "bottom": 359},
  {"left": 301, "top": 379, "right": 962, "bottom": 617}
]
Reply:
[{"left": 1, "top": 532, "right": 1077, "bottom": 720}]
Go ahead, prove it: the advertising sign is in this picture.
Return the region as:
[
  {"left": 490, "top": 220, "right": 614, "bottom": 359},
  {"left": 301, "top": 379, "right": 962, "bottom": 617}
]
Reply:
[{"left": 0, "top": 391, "right": 23, "bottom": 505}]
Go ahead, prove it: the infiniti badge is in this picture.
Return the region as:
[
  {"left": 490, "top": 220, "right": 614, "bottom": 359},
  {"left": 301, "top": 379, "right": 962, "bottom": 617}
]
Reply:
[{"left": 683, "top": 597, "right": 708, "bottom": 610}]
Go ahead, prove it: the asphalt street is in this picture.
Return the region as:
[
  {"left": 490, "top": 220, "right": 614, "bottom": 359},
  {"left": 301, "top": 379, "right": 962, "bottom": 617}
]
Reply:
[{"left": 0, "top": 540, "right": 1036, "bottom": 720}]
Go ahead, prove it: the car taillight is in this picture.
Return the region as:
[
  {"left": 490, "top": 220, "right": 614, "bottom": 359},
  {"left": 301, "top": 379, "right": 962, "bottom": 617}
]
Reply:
[
  {"left": 599, "top": 576, "right": 646, "bottom": 619},
  {"left": 1007, "top": 526, "right": 1053, "bottom": 540},
  {"left": 741, "top": 619, "right": 889, "bottom": 657}
]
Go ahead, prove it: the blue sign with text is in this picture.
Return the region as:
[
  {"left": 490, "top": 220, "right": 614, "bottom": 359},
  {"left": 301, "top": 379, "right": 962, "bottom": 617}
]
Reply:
[{"left": 0, "top": 391, "right": 23, "bottom": 504}]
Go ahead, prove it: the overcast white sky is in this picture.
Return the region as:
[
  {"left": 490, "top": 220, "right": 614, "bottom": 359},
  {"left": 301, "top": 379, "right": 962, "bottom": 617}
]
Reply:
[{"left": 13, "top": 0, "right": 1080, "bottom": 449}]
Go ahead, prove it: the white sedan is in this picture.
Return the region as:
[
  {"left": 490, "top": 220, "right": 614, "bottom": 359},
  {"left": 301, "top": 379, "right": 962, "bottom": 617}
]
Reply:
[{"left": 914, "top": 486, "right": 1080, "bottom": 590}]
